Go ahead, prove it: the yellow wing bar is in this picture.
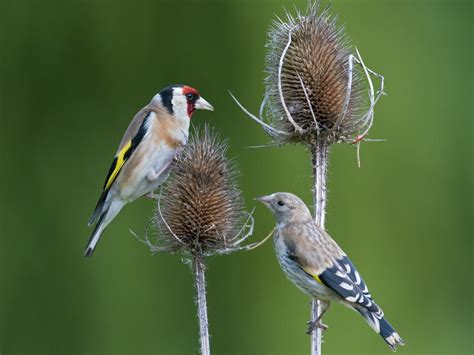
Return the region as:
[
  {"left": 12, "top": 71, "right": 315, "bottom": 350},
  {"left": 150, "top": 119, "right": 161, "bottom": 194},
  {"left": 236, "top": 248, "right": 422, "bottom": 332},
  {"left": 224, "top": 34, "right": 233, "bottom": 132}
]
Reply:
[
  {"left": 313, "top": 274, "right": 323, "bottom": 284},
  {"left": 105, "top": 140, "right": 132, "bottom": 190}
]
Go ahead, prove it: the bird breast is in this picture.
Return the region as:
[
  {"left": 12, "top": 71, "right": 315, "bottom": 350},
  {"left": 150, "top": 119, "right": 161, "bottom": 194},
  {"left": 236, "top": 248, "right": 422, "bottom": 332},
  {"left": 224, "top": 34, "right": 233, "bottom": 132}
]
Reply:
[
  {"left": 117, "top": 113, "right": 187, "bottom": 200},
  {"left": 153, "top": 114, "right": 189, "bottom": 149},
  {"left": 274, "top": 232, "right": 335, "bottom": 300}
]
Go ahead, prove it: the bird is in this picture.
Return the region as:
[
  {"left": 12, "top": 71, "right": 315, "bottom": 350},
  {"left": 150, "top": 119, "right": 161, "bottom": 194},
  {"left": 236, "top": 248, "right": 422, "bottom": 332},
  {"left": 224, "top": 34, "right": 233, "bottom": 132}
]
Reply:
[
  {"left": 256, "top": 192, "right": 405, "bottom": 351},
  {"left": 85, "top": 84, "right": 214, "bottom": 257}
]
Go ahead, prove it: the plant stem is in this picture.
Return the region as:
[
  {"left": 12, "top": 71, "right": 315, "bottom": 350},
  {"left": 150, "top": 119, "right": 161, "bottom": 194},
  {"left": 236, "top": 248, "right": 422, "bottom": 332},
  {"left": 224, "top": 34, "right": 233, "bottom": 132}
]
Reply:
[
  {"left": 310, "top": 139, "right": 329, "bottom": 355},
  {"left": 194, "top": 254, "right": 210, "bottom": 355}
]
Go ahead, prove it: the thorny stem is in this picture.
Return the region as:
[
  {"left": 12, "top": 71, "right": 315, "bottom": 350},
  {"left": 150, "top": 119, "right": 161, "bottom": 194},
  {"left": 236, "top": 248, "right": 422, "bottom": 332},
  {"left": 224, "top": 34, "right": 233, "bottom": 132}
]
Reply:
[
  {"left": 310, "top": 139, "right": 329, "bottom": 355},
  {"left": 194, "top": 254, "right": 210, "bottom": 355}
]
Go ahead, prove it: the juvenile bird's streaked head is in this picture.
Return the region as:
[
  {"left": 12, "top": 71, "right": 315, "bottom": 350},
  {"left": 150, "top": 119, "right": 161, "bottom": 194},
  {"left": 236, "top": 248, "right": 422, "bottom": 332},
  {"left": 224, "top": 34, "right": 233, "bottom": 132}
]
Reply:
[
  {"left": 256, "top": 192, "right": 312, "bottom": 226},
  {"left": 154, "top": 84, "right": 214, "bottom": 120}
]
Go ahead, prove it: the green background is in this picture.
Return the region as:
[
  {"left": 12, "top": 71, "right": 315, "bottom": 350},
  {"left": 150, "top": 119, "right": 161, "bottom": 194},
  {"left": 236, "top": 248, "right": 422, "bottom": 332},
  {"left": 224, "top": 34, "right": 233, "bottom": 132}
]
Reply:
[{"left": 0, "top": 0, "right": 472, "bottom": 354}]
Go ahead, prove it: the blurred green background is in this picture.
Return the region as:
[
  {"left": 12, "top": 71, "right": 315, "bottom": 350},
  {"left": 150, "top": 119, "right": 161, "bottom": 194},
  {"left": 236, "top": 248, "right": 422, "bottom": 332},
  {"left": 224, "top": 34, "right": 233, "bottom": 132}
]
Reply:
[{"left": 0, "top": 0, "right": 472, "bottom": 354}]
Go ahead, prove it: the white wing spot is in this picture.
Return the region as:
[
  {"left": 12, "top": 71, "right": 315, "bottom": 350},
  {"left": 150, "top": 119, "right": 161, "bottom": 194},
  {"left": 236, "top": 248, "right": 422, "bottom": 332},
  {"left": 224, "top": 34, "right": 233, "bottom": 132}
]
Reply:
[
  {"left": 346, "top": 292, "right": 360, "bottom": 303},
  {"left": 344, "top": 263, "right": 351, "bottom": 273},
  {"left": 354, "top": 271, "right": 361, "bottom": 285},
  {"left": 340, "top": 282, "right": 353, "bottom": 290},
  {"left": 372, "top": 314, "right": 381, "bottom": 332}
]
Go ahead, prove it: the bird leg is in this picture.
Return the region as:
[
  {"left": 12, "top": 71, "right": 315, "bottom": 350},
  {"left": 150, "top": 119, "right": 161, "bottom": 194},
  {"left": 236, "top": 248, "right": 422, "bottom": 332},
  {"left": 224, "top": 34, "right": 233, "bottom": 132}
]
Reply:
[
  {"left": 147, "top": 160, "right": 172, "bottom": 183},
  {"left": 306, "top": 319, "right": 328, "bottom": 334},
  {"left": 306, "top": 301, "right": 330, "bottom": 334},
  {"left": 146, "top": 168, "right": 161, "bottom": 182}
]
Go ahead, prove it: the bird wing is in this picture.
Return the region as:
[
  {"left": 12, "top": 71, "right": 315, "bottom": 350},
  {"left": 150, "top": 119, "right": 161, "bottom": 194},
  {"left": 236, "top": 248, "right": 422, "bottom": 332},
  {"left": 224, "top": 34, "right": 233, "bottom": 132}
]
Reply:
[
  {"left": 283, "top": 222, "right": 382, "bottom": 315},
  {"left": 88, "top": 106, "right": 152, "bottom": 226},
  {"left": 318, "top": 256, "right": 382, "bottom": 315},
  {"left": 336, "top": 254, "right": 374, "bottom": 302}
]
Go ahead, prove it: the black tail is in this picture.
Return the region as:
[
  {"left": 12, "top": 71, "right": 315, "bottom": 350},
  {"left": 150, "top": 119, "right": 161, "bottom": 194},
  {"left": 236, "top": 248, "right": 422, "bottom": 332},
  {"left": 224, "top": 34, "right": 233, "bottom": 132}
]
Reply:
[
  {"left": 84, "top": 212, "right": 106, "bottom": 257},
  {"left": 379, "top": 317, "right": 405, "bottom": 351},
  {"left": 88, "top": 190, "right": 108, "bottom": 226},
  {"left": 357, "top": 307, "right": 405, "bottom": 351}
]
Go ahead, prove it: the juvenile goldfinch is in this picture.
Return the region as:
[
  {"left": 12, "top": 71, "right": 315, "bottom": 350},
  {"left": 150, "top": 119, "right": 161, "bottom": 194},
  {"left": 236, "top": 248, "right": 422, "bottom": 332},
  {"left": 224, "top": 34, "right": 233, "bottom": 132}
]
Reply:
[
  {"left": 85, "top": 84, "right": 213, "bottom": 257},
  {"left": 256, "top": 192, "right": 405, "bottom": 351}
]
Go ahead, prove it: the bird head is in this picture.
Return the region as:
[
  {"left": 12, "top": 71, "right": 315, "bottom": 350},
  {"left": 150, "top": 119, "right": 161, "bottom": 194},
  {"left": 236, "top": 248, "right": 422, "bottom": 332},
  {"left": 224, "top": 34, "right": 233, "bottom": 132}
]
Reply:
[
  {"left": 255, "top": 192, "right": 312, "bottom": 226},
  {"left": 156, "top": 84, "right": 214, "bottom": 119}
]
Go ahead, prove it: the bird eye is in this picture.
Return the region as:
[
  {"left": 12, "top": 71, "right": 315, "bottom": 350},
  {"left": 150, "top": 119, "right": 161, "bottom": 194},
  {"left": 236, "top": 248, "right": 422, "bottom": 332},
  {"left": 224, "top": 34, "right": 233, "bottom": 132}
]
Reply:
[
  {"left": 185, "top": 93, "right": 194, "bottom": 100},
  {"left": 277, "top": 200, "right": 285, "bottom": 206}
]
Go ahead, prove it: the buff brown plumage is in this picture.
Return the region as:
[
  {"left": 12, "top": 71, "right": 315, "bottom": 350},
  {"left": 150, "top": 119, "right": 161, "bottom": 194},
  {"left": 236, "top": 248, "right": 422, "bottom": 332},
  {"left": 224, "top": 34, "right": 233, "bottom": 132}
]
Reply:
[{"left": 256, "top": 192, "right": 404, "bottom": 351}]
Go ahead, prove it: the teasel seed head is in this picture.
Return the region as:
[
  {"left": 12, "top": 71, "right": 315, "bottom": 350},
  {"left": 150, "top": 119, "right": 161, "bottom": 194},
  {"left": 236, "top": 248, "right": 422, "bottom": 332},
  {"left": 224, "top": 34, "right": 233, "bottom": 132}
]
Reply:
[
  {"left": 265, "top": 1, "right": 366, "bottom": 145},
  {"left": 152, "top": 126, "right": 252, "bottom": 256}
]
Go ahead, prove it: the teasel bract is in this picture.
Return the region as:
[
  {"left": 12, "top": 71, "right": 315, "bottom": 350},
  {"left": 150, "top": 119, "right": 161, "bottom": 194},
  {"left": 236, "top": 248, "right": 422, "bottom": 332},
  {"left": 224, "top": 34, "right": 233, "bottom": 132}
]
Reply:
[
  {"left": 231, "top": 2, "right": 385, "bottom": 355},
  {"left": 137, "top": 125, "right": 267, "bottom": 355}
]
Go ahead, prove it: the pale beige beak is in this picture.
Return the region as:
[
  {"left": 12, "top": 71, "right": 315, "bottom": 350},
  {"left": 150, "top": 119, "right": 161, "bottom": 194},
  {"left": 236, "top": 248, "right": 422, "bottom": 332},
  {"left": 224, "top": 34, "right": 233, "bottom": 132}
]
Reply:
[
  {"left": 254, "top": 195, "right": 273, "bottom": 204},
  {"left": 195, "top": 97, "right": 214, "bottom": 111}
]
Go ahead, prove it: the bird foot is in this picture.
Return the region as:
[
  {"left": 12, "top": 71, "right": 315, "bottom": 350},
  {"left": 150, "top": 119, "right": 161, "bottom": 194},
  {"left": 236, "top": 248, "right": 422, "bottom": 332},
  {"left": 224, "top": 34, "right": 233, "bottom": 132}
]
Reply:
[
  {"left": 146, "top": 191, "right": 160, "bottom": 200},
  {"left": 306, "top": 320, "right": 328, "bottom": 334}
]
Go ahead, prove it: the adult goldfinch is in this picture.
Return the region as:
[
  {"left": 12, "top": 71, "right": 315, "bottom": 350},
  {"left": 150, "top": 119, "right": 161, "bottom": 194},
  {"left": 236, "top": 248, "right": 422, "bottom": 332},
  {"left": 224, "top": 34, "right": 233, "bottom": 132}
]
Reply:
[
  {"left": 85, "top": 84, "right": 214, "bottom": 257},
  {"left": 256, "top": 192, "right": 405, "bottom": 351}
]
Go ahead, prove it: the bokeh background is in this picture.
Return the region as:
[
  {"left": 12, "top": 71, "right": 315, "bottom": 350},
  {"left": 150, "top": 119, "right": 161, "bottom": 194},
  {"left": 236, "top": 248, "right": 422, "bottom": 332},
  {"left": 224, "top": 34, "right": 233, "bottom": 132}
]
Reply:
[{"left": 0, "top": 0, "right": 472, "bottom": 354}]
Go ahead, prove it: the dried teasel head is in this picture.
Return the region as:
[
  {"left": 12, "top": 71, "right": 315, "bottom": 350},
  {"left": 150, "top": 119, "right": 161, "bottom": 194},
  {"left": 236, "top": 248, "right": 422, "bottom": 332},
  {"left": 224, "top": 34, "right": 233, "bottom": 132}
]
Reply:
[
  {"left": 230, "top": 1, "right": 385, "bottom": 165},
  {"left": 259, "top": 1, "right": 383, "bottom": 146},
  {"left": 148, "top": 126, "right": 255, "bottom": 256},
  {"left": 266, "top": 2, "right": 358, "bottom": 143}
]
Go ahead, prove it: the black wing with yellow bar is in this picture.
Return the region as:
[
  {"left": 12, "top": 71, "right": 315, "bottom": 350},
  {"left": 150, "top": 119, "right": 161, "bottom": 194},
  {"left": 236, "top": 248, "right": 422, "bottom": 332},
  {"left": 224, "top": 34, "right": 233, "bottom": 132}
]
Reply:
[{"left": 88, "top": 113, "right": 150, "bottom": 225}]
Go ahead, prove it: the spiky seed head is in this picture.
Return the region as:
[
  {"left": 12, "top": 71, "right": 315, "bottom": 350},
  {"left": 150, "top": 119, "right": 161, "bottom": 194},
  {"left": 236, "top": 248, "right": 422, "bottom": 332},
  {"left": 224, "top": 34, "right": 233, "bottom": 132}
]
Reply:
[
  {"left": 265, "top": 2, "right": 362, "bottom": 144},
  {"left": 155, "top": 126, "right": 245, "bottom": 254}
]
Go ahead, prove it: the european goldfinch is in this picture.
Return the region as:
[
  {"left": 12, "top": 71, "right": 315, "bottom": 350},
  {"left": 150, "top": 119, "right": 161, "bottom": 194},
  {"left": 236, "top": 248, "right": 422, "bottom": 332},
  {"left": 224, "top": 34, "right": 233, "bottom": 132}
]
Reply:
[
  {"left": 256, "top": 192, "right": 405, "bottom": 351},
  {"left": 85, "top": 84, "right": 214, "bottom": 257}
]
